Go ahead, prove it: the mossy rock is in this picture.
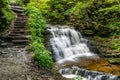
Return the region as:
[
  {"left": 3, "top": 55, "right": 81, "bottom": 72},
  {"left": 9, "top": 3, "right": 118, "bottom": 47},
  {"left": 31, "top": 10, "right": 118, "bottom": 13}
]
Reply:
[
  {"left": 109, "top": 58, "right": 120, "bottom": 65},
  {"left": 83, "top": 30, "right": 94, "bottom": 36}
]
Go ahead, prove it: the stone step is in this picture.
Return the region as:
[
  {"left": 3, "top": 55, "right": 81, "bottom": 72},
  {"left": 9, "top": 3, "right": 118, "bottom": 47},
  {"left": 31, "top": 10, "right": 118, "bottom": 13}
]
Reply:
[
  {"left": 15, "top": 19, "right": 27, "bottom": 23},
  {"left": 11, "top": 28, "right": 26, "bottom": 31},
  {"left": 103, "top": 54, "right": 120, "bottom": 58},
  {"left": 11, "top": 6, "right": 24, "bottom": 10},
  {"left": 14, "top": 26, "right": 26, "bottom": 28},
  {"left": 12, "top": 8, "right": 24, "bottom": 13},
  {"left": 14, "top": 23, "right": 26, "bottom": 26},
  {"left": 14, "top": 45, "right": 27, "bottom": 48},
  {"left": 14, "top": 21, "right": 26, "bottom": 23},
  {"left": 12, "top": 40, "right": 29, "bottom": 44},
  {"left": 9, "top": 32, "right": 28, "bottom": 36},
  {"left": 10, "top": 36, "right": 30, "bottom": 40},
  {"left": 8, "top": 33, "right": 24, "bottom": 36},
  {"left": 0, "top": 36, "right": 12, "bottom": 41},
  {"left": 108, "top": 58, "right": 120, "bottom": 65},
  {"left": 11, "top": 30, "right": 27, "bottom": 33},
  {"left": 0, "top": 43, "right": 13, "bottom": 48},
  {"left": 15, "top": 19, "right": 27, "bottom": 22},
  {"left": 10, "top": 31, "right": 25, "bottom": 34},
  {"left": 15, "top": 17, "right": 28, "bottom": 21},
  {"left": 17, "top": 14, "right": 26, "bottom": 17},
  {"left": 17, "top": 15, "right": 28, "bottom": 17}
]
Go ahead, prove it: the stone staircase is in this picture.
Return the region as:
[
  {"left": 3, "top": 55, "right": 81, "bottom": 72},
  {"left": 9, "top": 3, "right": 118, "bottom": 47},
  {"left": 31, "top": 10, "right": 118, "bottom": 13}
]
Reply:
[{"left": 8, "top": 6, "right": 29, "bottom": 47}]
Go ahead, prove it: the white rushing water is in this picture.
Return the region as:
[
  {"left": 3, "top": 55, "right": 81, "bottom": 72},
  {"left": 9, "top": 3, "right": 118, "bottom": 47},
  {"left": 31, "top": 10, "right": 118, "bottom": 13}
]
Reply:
[
  {"left": 59, "top": 67, "right": 119, "bottom": 80},
  {"left": 47, "top": 25, "right": 98, "bottom": 63},
  {"left": 47, "top": 25, "right": 120, "bottom": 80}
]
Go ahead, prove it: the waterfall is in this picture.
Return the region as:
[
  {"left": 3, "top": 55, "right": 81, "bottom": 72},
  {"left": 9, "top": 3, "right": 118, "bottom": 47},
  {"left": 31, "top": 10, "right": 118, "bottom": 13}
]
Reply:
[
  {"left": 47, "top": 25, "right": 120, "bottom": 80},
  {"left": 59, "top": 67, "right": 120, "bottom": 80},
  {"left": 47, "top": 25, "right": 98, "bottom": 63}
]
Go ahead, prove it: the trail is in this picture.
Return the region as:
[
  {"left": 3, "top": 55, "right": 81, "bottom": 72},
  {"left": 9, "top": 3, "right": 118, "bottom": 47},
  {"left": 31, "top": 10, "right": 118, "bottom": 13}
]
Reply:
[
  {"left": 0, "top": 6, "right": 65, "bottom": 80},
  {"left": 0, "top": 6, "right": 30, "bottom": 80}
]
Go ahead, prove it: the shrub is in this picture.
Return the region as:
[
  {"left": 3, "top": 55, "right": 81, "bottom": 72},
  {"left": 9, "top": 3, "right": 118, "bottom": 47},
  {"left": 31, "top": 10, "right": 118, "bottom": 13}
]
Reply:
[
  {"left": 0, "top": 0, "right": 14, "bottom": 32},
  {"left": 110, "top": 37, "right": 120, "bottom": 52},
  {"left": 25, "top": 6, "right": 53, "bottom": 68},
  {"left": 76, "top": 0, "right": 120, "bottom": 37},
  {"left": 47, "top": 0, "right": 78, "bottom": 22},
  {"left": 74, "top": 76, "right": 83, "bottom": 80}
]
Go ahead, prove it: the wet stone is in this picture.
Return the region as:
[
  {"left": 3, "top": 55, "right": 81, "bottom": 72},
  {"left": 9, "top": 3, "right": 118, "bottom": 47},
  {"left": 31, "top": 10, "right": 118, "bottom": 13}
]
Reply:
[{"left": 0, "top": 43, "right": 13, "bottom": 48}]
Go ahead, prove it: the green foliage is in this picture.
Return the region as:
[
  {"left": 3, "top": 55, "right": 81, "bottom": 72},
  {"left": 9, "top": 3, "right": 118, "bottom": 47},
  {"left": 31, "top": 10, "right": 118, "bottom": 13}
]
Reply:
[
  {"left": 74, "top": 76, "right": 83, "bottom": 80},
  {"left": 110, "top": 37, "right": 120, "bottom": 51},
  {"left": 25, "top": 6, "right": 53, "bottom": 68},
  {"left": 96, "top": 4, "right": 120, "bottom": 36},
  {"left": 27, "top": 0, "right": 50, "bottom": 16},
  {"left": 26, "top": 0, "right": 120, "bottom": 54},
  {"left": 106, "top": 0, "right": 120, "bottom": 3},
  {"left": 74, "top": 0, "right": 120, "bottom": 37},
  {"left": 66, "top": 0, "right": 93, "bottom": 18},
  {"left": 9, "top": 0, "right": 30, "bottom": 5},
  {"left": 47, "top": 0, "right": 78, "bottom": 22},
  {"left": 9, "top": 0, "right": 23, "bottom": 5},
  {"left": 28, "top": 0, "right": 120, "bottom": 37},
  {"left": 0, "top": 0, "right": 14, "bottom": 32},
  {"left": 34, "top": 50, "right": 53, "bottom": 68}
]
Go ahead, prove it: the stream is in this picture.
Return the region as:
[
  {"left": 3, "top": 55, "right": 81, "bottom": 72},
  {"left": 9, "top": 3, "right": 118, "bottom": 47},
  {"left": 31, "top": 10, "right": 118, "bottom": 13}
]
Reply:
[{"left": 47, "top": 25, "right": 120, "bottom": 80}]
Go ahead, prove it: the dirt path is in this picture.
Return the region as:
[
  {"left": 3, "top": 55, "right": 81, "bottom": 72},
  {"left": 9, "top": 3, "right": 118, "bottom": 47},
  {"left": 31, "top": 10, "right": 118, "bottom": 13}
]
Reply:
[
  {"left": 0, "top": 6, "right": 66, "bottom": 80},
  {"left": 0, "top": 46, "right": 64, "bottom": 80},
  {"left": 0, "top": 47, "right": 29, "bottom": 80}
]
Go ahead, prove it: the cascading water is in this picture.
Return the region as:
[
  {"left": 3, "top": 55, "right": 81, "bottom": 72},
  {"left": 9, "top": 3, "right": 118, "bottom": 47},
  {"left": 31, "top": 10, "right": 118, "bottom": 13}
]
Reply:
[
  {"left": 47, "top": 25, "right": 120, "bottom": 80},
  {"left": 47, "top": 25, "right": 98, "bottom": 63},
  {"left": 59, "top": 67, "right": 120, "bottom": 80}
]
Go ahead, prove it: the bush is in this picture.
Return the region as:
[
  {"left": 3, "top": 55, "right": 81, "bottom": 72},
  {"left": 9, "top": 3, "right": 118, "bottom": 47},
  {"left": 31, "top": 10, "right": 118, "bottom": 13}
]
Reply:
[
  {"left": 0, "top": 0, "right": 14, "bottom": 32},
  {"left": 25, "top": 6, "right": 53, "bottom": 68},
  {"left": 47, "top": 0, "right": 78, "bottom": 22},
  {"left": 9, "top": 0, "right": 30, "bottom": 5},
  {"left": 74, "top": 76, "right": 83, "bottom": 80},
  {"left": 27, "top": 0, "right": 50, "bottom": 15},
  {"left": 110, "top": 37, "right": 120, "bottom": 52},
  {"left": 75, "top": 0, "right": 120, "bottom": 37}
]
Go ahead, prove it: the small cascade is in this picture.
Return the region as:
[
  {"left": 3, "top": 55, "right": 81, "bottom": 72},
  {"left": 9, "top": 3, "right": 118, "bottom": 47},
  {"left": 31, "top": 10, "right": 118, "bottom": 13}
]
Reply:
[
  {"left": 47, "top": 25, "right": 98, "bottom": 63},
  {"left": 59, "top": 67, "right": 120, "bottom": 80},
  {"left": 47, "top": 25, "right": 120, "bottom": 80}
]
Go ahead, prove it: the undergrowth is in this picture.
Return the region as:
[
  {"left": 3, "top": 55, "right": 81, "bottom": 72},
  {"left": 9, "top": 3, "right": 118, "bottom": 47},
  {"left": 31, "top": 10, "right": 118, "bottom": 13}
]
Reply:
[
  {"left": 110, "top": 36, "right": 120, "bottom": 52},
  {"left": 25, "top": 6, "right": 53, "bottom": 68},
  {"left": 0, "top": 0, "right": 15, "bottom": 32}
]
